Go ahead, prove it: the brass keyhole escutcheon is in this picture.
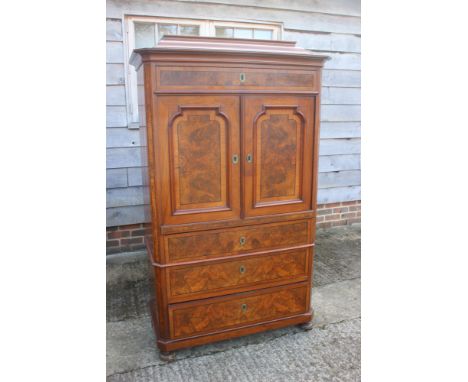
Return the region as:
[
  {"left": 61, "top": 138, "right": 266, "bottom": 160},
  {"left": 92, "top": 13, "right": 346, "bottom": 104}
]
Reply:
[
  {"left": 239, "top": 236, "right": 246, "bottom": 246},
  {"left": 241, "top": 303, "right": 247, "bottom": 312},
  {"left": 246, "top": 153, "right": 253, "bottom": 163},
  {"left": 239, "top": 265, "right": 246, "bottom": 274},
  {"left": 240, "top": 73, "right": 246, "bottom": 82},
  {"left": 232, "top": 154, "right": 239, "bottom": 164}
]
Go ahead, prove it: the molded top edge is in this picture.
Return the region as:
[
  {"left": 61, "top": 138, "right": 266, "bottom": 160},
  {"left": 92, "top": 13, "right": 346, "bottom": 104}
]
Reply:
[{"left": 130, "top": 35, "right": 329, "bottom": 68}]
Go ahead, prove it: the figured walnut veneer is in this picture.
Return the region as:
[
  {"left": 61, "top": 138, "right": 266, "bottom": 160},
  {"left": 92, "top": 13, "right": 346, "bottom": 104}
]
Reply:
[
  {"left": 157, "top": 66, "right": 318, "bottom": 91},
  {"left": 130, "top": 36, "right": 327, "bottom": 354},
  {"left": 166, "top": 220, "right": 310, "bottom": 262},
  {"left": 168, "top": 248, "right": 309, "bottom": 298},
  {"left": 170, "top": 283, "right": 309, "bottom": 338}
]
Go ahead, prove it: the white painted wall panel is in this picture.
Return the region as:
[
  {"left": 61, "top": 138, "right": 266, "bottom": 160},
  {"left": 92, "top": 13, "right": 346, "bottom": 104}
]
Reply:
[
  {"left": 107, "top": 64, "right": 126, "bottom": 85},
  {"left": 107, "top": 205, "right": 147, "bottom": 226},
  {"left": 322, "top": 87, "right": 361, "bottom": 105},
  {"left": 318, "top": 186, "right": 361, "bottom": 204},
  {"left": 318, "top": 170, "right": 360, "bottom": 189},
  {"left": 106, "top": 128, "right": 141, "bottom": 148},
  {"left": 107, "top": 168, "right": 128, "bottom": 189},
  {"left": 106, "top": 106, "right": 128, "bottom": 127},
  {"left": 321, "top": 105, "right": 361, "bottom": 122},
  {"left": 319, "top": 139, "right": 361, "bottom": 156},
  {"left": 324, "top": 52, "right": 361, "bottom": 70},
  {"left": 106, "top": 41, "right": 124, "bottom": 63},
  {"left": 106, "top": 86, "right": 127, "bottom": 106},
  {"left": 283, "top": 30, "right": 361, "bottom": 53},
  {"left": 107, "top": 186, "right": 146, "bottom": 208},
  {"left": 319, "top": 154, "right": 360, "bottom": 172},
  {"left": 107, "top": 147, "right": 144, "bottom": 169},
  {"left": 128, "top": 167, "right": 148, "bottom": 187},
  {"left": 322, "top": 70, "right": 360, "bottom": 88},
  {"left": 320, "top": 122, "right": 361, "bottom": 139},
  {"left": 106, "top": 0, "right": 360, "bottom": 34},
  {"left": 170, "top": 0, "right": 361, "bottom": 17},
  {"left": 107, "top": 19, "right": 123, "bottom": 41}
]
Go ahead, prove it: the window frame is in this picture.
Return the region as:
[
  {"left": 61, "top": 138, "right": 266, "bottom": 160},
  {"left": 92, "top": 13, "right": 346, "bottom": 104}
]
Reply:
[{"left": 123, "top": 16, "right": 283, "bottom": 128}]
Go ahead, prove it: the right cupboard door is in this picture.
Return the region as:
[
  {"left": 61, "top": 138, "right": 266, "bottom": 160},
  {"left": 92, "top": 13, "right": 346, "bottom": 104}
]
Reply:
[{"left": 242, "top": 96, "right": 316, "bottom": 217}]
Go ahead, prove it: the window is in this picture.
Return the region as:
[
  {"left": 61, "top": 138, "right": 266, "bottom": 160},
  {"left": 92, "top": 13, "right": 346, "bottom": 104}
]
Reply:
[{"left": 124, "top": 17, "right": 282, "bottom": 127}]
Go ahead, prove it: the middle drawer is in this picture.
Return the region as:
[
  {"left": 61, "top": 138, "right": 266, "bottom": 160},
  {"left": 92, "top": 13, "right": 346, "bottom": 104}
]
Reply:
[
  {"left": 164, "top": 219, "right": 312, "bottom": 263},
  {"left": 166, "top": 248, "right": 311, "bottom": 302}
]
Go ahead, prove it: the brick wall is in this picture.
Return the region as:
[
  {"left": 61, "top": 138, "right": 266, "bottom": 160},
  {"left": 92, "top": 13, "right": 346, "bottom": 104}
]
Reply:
[
  {"left": 316, "top": 200, "right": 361, "bottom": 229},
  {"left": 106, "top": 223, "right": 150, "bottom": 255},
  {"left": 106, "top": 201, "right": 361, "bottom": 254}
]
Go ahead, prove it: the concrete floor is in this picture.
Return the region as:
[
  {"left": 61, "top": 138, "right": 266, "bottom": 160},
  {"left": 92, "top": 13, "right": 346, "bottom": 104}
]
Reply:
[{"left": 107, "top": 224, "right": 361, "bottom": 381}]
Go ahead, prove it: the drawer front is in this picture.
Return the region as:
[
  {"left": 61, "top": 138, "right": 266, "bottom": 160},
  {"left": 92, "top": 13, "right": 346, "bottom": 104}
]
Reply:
[
  {"left": 168, "top": 248, "right": 310, "bottom": 301},
  {"left": 156, "top": 66, "right": 318, "bottom": 91},
  {"left": 165, "top": 220, "right": 311, "bottom": 262},
  {"left": 169, "top": 283, "right": 309, "bottom": 338}
]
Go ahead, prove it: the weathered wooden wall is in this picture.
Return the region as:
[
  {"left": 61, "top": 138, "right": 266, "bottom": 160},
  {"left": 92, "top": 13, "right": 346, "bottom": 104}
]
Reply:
[{"left": 106, "top": 0, "right": 361, "bottom": 226}]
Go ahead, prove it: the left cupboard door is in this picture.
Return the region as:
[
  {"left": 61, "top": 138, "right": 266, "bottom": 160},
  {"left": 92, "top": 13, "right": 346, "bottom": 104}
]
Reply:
[{"left": 155, "top": 96, "right": 241, "bottom": 225}]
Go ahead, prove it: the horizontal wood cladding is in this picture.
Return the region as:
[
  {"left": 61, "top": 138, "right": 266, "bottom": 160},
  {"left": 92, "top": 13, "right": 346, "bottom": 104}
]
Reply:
[
  {"left": 106, "top": 41, "right": 124, "bottom": 64},
  {"left": 107, "top": 205, "right": 147, "bottom": 227},
  {"left": 106, "top": 19, "right": 123, "bottom": 42},
  {"left": 165, "top": 220, "right": 311, "bottom": 263},
  {"left": 107, "top": 1, "right": 360, "bottom": 34},
  {"left": 322, "top": 69, "right": 360, "bottom": 88},
  {"left": 167, "top": 248, "right": 311, "bottom": 302},
  {"left": 106, "top": 63, "right": 125, "bottom": 85},
  {"left": 106, "top": 86, "right": 127, "bottom": 106},
  {"left": 156, "top": 66, "right": 319, "bottom": 92},
  {"left": 152, "top": 0, "right": 361, "bottom": 17},
  {"left": 318, "top": 185, "right": 361, "bottom": 204},
  {"left": 321, "top": 105, "right": 361, "bottom": 122},
  {"left": 319, "top": 154, "right": 360, "bottom": 172},
  {"left": 168, "top": 282, "right": 309, "bottom": 338},
  {"left": 319, "top": 138, "right": 361, "bottom": 155},
  {"left": 283, "top": 30, "right": 361, "bottom": 54},
  {"left": 318, "top": 170, "right": 360, "bottom": 189}
]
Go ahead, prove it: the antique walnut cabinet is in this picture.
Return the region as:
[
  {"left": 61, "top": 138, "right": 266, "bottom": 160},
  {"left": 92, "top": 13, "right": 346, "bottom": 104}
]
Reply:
[{"left": 130, "top": 35, "right": 327, "bottom": 359}]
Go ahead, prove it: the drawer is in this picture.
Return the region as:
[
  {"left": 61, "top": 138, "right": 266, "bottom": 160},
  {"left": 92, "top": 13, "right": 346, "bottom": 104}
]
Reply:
[
  {"left": 165, "top": 220, "right": 312, "bottom": 262},
  {"left": 156, "top": 66, "right": 318, "bottom": 91},
  {"left": 168, "top": 248, "right": 311, "bottom": 301},
  {"left": 169, "top": 283, "right": 309, "bottom": 338}
]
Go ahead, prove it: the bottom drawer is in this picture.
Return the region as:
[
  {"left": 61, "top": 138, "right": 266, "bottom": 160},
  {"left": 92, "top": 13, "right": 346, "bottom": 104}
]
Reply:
[{"left": 169, "top": 283, "right": 309, "bottom": 338}]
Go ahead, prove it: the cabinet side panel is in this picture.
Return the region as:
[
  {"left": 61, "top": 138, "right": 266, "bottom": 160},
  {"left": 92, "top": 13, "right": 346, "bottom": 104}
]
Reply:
[
  {"left": 142, "top": 62, "right": 171, "bottom": 339},
  {"left": 137, "top": 64, "right": 151, "bottom": 229}
]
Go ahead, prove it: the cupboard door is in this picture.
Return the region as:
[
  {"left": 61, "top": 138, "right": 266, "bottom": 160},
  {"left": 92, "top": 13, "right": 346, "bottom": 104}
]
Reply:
[
  {"left": 156, "top": 96, "right": 241, "bottom": 224},
  {"left": 242, "top": 96, "right": 315, "bottom": 217}
]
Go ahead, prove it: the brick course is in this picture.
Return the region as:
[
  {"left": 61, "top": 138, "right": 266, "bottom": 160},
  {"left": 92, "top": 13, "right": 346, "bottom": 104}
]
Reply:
[
  {"left": 106, "top": 200, "right": 361, "bottom": 254},
  {"left": 106, "top": 223, "right": 150, "bottom": 254},
  {"left": 316, "top": 200, "right": 361, "bottom": 229}
]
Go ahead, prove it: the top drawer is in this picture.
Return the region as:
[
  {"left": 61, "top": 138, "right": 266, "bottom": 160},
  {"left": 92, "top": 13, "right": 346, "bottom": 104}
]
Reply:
[
  {"left": 164, "top": 220, "right": 313, "bottom": 263},
  {"left": 156, "top": 66, "right": 319, "bottom": 92}
]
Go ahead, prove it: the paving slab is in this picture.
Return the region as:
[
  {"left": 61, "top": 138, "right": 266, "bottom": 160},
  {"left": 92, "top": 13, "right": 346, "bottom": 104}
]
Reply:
[
  {"left": 107, "top": 277, "right": 361, "bottom": 377},
  {"left": 313, "top": 224, "right": 361, "bottom": 288},
  {"left": 108, "top": 318, "right": 361, "bottom": 382}
]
